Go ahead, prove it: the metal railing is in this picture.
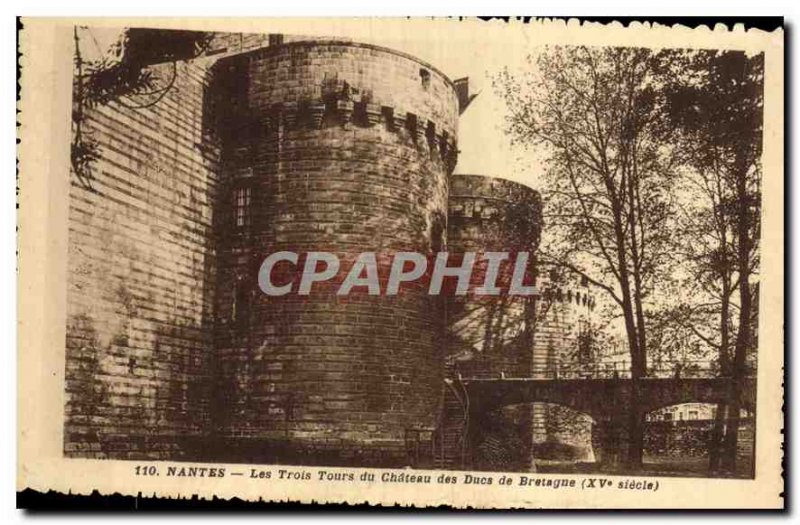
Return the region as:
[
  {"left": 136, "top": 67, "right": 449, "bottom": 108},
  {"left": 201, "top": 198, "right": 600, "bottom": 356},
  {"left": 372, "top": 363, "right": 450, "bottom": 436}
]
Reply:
[
  {"left": 552, "top": 359, "right": 721, "bottom": 380},
  {"left": 459, "top": 359, "right": 750, "bottom": 381}
]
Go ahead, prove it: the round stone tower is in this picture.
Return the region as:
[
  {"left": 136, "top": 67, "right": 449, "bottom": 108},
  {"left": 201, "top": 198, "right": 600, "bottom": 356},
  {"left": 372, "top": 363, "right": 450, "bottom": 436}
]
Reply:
[
  {"left": 446, "top": 174, "right": 542, "bottom": 377},
  {"left": 207, "top": 40, "right": 459, "bottom": 466},
  {"left": 441, "top": 174, "right": 542, "bottom": 471}
]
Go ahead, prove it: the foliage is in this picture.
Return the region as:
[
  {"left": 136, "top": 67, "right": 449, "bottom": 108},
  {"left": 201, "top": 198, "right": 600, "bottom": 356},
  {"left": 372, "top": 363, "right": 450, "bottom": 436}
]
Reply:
[
  {"left": 71, "top": 28, "right": 213, "bottom": 189},
  {"left": 495, "top": 46, "right": 680, "bottom": 383},
  {"left": 494, "top": 45, "right": 764, "bottom": 471},
  {"left": 657, "top": 49, "right": 763, "bottom": 472}
]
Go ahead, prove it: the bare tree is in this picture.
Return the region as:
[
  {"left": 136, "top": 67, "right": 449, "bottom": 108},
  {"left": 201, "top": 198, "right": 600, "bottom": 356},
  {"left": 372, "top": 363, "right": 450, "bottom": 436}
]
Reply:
[
  {"left": 660, "top": 50, "right": 763, "bottom": 474},
  {"left": 495, "top": 46, "right": 679, "bottom": 468}
]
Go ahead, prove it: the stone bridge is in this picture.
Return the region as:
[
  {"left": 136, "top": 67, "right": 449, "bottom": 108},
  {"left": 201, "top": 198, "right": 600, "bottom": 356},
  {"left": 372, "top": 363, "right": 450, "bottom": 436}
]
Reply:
[{"left": 461, "top": 376, "right": 757, "bottom": 422}]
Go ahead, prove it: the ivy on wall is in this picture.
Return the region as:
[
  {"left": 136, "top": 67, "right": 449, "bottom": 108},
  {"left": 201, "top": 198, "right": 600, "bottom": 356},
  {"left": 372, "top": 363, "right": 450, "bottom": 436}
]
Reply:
[{"left": 71, "top": 27, "right": 213, "bottom": 190}]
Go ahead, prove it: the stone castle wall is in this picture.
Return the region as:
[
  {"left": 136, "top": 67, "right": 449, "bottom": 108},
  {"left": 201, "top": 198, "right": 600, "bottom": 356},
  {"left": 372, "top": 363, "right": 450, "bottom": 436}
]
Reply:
[
  {"left": 62, "top": 29, "right": 290, "bottom": 460},
  {"left": 64, "top": 36, "right": 461, "bottom": 466},
  {"left": 64, "top": 60, "right": 220, "bottom": 459},
  {"left": 63, "top": 35, "right": 560, "bottom": 469}
]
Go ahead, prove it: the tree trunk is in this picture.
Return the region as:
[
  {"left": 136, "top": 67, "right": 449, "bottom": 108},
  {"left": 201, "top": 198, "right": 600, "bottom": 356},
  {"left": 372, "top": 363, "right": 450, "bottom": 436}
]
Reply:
[
  {"left": 709, "top": 288, "right": 731, "bottom": 472},
  {"left": 626, "top": 383, "right": 645, "bottom": 468},
  {"left": 708, "top": 402, "right": 727, "bottom": 472},
  {"left": 617, "top": 270, "right": 645, "bottom": 470},
  {"left": 721, "top": 171, "right": 753, "bottom": 474},
  {"left": 630, "top": 275, "right": 648, "bottom": 483},
  {"left": 610, "top": 192, "right": 646, "bottom": 470}
]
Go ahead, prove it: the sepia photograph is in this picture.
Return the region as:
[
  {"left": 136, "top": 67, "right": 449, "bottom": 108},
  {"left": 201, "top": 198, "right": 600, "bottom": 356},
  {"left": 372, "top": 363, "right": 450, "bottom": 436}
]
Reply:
[{"left": 17, "top": 16, "right": 784, "bottom": 509}]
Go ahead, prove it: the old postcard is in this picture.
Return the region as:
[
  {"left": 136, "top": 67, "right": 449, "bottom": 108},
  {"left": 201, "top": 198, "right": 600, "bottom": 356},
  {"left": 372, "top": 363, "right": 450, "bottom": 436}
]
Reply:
[{"left": 17, "top": 17, "right": 784, "bottom": 509}]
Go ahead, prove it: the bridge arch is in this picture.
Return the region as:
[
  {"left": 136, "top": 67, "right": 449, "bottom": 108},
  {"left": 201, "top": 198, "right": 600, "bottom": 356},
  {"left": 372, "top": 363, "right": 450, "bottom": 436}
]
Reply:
[
  {"left": 637, "top": 378, "right": 757, "bottom": 415},
  {"left": 463, "top": 378, "right": 630, "bottom": 421},
  {"left": 466, "top": 401, "right": 598, "bottom": 470},
  {"left": 524, "top": 401, "right": 597, "bottom": 463},
  {"left": 463, "top": 377, "right": 756, "bottom": 422},
  {"left": 458, "top": 376, "right": 755, "bottom": 472}
]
